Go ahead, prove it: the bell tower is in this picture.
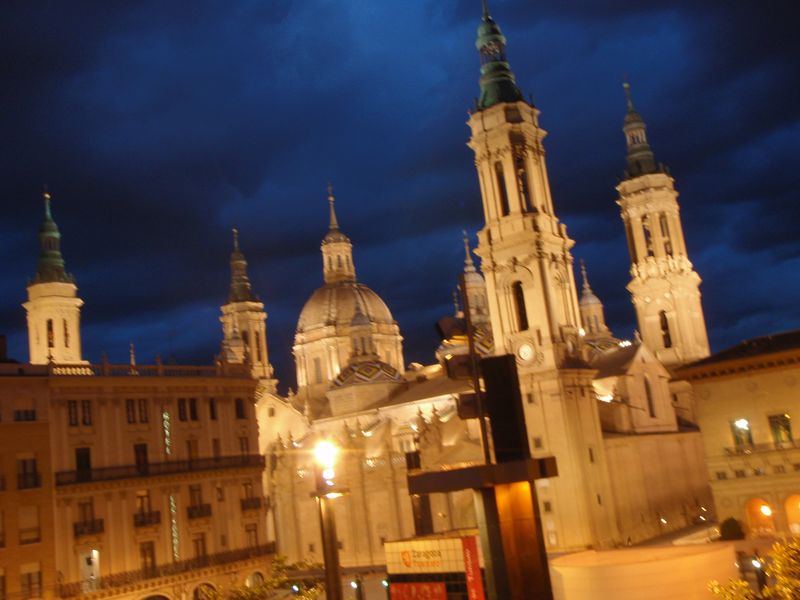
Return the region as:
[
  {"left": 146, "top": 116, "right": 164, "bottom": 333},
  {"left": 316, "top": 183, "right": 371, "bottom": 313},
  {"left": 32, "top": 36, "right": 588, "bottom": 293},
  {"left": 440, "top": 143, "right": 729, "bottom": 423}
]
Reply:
[
  {"left": 23, "top": 189, "right": 86, "bottom": 365},
  {"left": 616, "top": 83, "right": 710, "bottom": 367},
  {"left": 220, "top": 228, "right": 275, "bottom": 384},
  {"left": 468, "top": 1, "right": 617, "bottom": 551}
]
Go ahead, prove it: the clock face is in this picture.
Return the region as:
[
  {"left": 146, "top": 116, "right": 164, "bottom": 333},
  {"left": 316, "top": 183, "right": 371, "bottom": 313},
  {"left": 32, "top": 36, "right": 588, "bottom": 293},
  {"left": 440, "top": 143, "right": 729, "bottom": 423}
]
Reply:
[{"left": 517, "top": 343, "right": 533, "bottom": 361}]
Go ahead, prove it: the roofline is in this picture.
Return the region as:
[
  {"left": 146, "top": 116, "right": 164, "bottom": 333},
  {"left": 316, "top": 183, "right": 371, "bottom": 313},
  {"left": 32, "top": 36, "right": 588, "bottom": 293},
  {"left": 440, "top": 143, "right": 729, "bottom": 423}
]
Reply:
[{"left": 675, "top": 346, "right": 800, "bottom": 382}]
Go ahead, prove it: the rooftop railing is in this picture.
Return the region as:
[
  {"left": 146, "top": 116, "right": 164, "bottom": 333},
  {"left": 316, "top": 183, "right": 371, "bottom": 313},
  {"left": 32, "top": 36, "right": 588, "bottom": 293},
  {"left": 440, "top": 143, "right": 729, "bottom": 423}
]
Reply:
[
  {"left": 0, "top": 360, "right": 252, "bottom": 378},
  {"left": 55, "top": 542, "right": 276, "bottom": 598},
  {"left": 56, "top": 454, "right": 265, "bottom": 486},
  {"left": 724, "top": 440, "right": 799, "bottom": 456}
]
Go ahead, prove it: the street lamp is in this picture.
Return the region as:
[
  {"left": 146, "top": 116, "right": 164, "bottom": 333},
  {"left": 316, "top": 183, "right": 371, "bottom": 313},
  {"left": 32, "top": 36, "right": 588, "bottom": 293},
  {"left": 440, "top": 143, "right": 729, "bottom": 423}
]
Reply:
[{"left": 313, "top": 439, "right": 346, "bottom": 600}]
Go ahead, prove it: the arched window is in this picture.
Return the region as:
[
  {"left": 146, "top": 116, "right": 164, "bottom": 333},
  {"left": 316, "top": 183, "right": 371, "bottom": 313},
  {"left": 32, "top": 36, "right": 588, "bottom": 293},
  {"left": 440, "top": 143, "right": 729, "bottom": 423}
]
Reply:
[
  {"left": 254, "top": 331, "right": 262, "bottom": 362},
  {"left": 642, "top": 215, "right": 654, "bottom": 257},
  {"left": 495, "top": 161, "right": 510, "bottom": 216},
  {"left": 46, "top": 319, "right": 54, "bottom": 348},
  {"left": 514, "top": 149, "right": 531, "bottom": 211},
  {"left": 625, "top": 220, "right": 638, "bottom": 263},
  {"left": 511, "top": 282, "right": 529, "bottom": 331},
  {"left": 659, "top": 311, "right": 672, "bottom": 348},
  {"left": 337, "top": 255, "right": 342, "bottom": 268},
  {"left": 659, "top": 213, "right": 673, "bottom": 256},
  {"left": 645, "top": 377, "right": 656, "bottom": 418},
  {"left": 63, "top": 319, "right": 70, "bottom": 348}
]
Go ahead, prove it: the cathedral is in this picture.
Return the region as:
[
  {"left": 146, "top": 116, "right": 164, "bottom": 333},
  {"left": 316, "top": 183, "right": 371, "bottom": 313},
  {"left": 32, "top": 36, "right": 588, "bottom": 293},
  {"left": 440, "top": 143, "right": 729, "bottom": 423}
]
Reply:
[
  {"left": 240, "top": 2, "right": 713, "bottom": 561},
  {"left": 0, "top": 2, "right": 728, "bottom": 596}
]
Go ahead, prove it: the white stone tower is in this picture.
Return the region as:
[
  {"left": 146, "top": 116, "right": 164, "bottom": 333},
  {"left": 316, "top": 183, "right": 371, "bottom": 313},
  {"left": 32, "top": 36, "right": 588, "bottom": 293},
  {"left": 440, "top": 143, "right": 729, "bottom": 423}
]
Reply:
[
  {"left": 469, "top": 2, "right": 617, "bottom": 550},
  {"left": 616, "top": 83, "right": 710, "bottom": 367},
  {"left": 220, "top": 228, "right": 275, "bottom": 384},
  {"left": 23, "top": 189, "right": 86, "bottom": 365}
]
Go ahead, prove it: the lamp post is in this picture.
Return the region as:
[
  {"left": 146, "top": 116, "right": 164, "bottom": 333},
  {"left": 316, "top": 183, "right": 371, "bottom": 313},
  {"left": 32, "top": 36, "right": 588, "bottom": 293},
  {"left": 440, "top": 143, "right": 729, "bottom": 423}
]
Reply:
[{"left": 313, "top": 440, "right": 345, "bottom": 600}]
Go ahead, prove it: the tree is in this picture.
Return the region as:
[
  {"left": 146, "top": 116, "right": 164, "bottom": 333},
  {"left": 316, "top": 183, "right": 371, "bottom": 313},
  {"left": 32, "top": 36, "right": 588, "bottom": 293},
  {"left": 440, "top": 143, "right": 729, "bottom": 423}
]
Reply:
[
  {"left": 719, "top": 517, "right": 745, "bottom": 540},
  {"left": 207, "top": 555, "right": 324, "bottom": 600},
  {"left": 709, "top": 540, "right": 800, "bottom": 600}
]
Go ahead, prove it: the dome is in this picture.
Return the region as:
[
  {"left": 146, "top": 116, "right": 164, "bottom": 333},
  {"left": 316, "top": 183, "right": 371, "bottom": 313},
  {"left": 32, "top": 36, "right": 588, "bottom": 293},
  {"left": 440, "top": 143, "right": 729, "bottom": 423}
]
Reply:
[
  {"left": 297, "top": 282, "right": 395, "bottom": 333},
  {"left": 323, "top": 229, "right": 351, "bottom": 244},
  {"left": 580, "top": 289, "right": 602, "bottom": 306},
  {"left": 333, "top": 359, "right": 402, "bottom": 387}
]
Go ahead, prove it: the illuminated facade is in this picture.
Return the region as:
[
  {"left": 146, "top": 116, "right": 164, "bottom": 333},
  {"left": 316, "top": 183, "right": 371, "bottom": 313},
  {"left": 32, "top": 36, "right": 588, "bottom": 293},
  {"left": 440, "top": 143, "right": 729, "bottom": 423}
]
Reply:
[
  {"left": 616, "top": 83, "right": 710, "bottom": 368},
  {"left": 677, "top": 331, "right": 800, "bottom": 537},
  {"left": 0, "top": 199, "right": 271, "bottom": 600}
]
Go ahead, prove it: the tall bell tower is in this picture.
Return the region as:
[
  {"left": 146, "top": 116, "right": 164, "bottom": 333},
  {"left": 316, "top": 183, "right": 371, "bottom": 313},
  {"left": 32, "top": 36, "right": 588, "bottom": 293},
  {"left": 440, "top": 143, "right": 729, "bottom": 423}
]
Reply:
[
  {"left": 23, "top": 189, "right": 86, "bottom": 365},
  {"left": 616, "top": 83, "right": 710, "bottom": 367},
  {"left": 469, "top": 1, "right": 617, "bottom": 551},
  {"left": 220, "top": 228, "right": 275, "bottom": 385}
]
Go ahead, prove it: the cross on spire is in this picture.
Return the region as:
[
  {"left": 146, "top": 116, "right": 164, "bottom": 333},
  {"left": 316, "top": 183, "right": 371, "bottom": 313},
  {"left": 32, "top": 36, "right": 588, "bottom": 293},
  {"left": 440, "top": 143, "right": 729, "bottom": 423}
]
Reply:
[{"left": 327, "top": 183, "right": 339, "bottom": 230}]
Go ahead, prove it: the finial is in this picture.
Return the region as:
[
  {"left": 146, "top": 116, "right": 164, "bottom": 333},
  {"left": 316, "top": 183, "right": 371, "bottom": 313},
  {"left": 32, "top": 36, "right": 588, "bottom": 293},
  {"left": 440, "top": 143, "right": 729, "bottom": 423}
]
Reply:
[
  {"left": 482, "top": 0, "right": 490, "bottom": 19},
  {"left": 462, "top": 229, "right": 476, "bottom": 272},
  {"left": 623, "top": 80, "right": 634, "bottom": 111},
  {"left": 452, "top": 288, "right": 460, "bottom": 316},
  {"left": 232, "top": 227, "right": 240, "bottom": 252},
  {"left": 129, "top": 342, "right": 136, "bottom": 366},
  {"left": 327, "top": 183, "right": 339, "bottom": 230},
  {"left": 580, "top": 258, "right": 591, "bottom": 292},
  {"left": 42, "top": 184, "right": 52, "bottom": 219}
]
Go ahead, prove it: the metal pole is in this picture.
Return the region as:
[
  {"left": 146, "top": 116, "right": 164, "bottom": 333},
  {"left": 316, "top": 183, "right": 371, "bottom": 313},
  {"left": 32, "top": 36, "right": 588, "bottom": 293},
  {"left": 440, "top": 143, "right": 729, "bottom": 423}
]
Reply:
[{"left": 317, "top": 495, "right": 343, "bottom": 600}]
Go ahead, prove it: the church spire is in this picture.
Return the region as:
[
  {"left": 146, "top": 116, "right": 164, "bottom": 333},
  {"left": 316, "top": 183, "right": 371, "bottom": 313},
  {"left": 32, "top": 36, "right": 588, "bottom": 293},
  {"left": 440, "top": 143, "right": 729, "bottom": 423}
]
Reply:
[
  {"left": 327, "top": 183, "right": 339, "bottom": 230},
  {"left": 579, "top": 259, "right": 601, "bottom": 306},
  {"left": 321, "top": 185, "right": 356, "bottom": 284},
  {"left": 475, "top": 0, "right": 524, "bottom": 109},
  {"left": 228, "top": 227, "right": 258, "bottom": 303},
  {"left": 622, "top": 81, "right": 659, "bottom": 179},
  {"left": 34, "top": 187, "right": 73, "bottom": 284},
  {"left": 463, "top": 229, "right": 477, "bottom": 273}
]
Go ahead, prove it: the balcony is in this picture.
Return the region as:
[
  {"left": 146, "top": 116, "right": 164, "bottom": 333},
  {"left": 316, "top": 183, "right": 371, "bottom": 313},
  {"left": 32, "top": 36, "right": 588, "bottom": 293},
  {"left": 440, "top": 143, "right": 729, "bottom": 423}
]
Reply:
[
  {"left": 55, "top": 543, "right": 276, "bottom": 598},
  {"left": 240, "top": 497, "right": 262, "bottom": 511},
  {"left": 187, "top": 503, "right": 212, "bottom": 519},
  {"left": 133, "top": 511, "right": 161, "bottom": 528},
  {"left": 74, "top": 519, "right": 105, "bottom": 538},
  {"left": 55, "top": 454, "right": 265, "bottom": 486},
  {"left": 724, "top": 440, "right": 799, "bottom": 456},
  {"left": 17, "top": 472, "right": 42, "bottom": 489}
]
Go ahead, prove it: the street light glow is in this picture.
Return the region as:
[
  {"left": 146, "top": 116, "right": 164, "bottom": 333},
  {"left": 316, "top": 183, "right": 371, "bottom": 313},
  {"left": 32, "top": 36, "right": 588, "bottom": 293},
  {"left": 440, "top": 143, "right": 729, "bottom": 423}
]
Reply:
[
  {"left": 315, "top": 440, "right": 339, "bottom": 469},
  {"left": 760, "top": 504, "right": 772, "bottom": 517},
  {"left": 734, "top": 418, "right": 750, "bottom": 431}
]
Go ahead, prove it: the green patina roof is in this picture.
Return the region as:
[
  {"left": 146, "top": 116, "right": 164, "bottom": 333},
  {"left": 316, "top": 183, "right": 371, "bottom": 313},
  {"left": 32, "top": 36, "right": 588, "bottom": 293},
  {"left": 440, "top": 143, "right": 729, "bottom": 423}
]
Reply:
[
  {"left": 33, "top": 190, "right": 74, "bottom": 284},
  {"left": 475, "top": 1, "right": 524, "bottom": 109}
]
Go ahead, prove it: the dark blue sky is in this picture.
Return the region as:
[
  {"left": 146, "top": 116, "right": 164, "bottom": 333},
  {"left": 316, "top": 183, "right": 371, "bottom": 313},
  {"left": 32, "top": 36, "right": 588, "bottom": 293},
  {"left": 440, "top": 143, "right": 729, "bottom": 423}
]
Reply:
[{"left": 1, "top": 1, "right": 798, "bottom": 390}]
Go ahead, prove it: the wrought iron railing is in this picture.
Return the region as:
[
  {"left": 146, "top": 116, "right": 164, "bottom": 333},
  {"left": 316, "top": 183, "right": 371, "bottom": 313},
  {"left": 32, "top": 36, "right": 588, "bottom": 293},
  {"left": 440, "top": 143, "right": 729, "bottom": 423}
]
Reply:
[
  {"left": 74, "top": 518, "right": 104, "bottom": 537},
  {"left": 724, "top": 440, "right": 799, "bottom": 456},
  {"left": 133, "top": 511, "right": 161, "bottom": 527},
  {"left": 187, "top": 503, "right": 212, "bottom": 519},
  {"left": 240, "top": 497, "right": 263, "bottom": 511},
  {"left": 55, "top": 543, "right": 276, "bottom": 598},
  {"left": 55, "top": 454, "right": 264, "bottom": 486}
]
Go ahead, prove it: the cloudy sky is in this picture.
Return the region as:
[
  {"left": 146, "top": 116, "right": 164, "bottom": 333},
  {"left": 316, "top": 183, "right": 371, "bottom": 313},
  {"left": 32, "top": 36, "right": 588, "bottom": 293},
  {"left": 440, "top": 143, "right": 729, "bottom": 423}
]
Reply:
[{"left": 1, "top": 0, "right": 798, "bottom": 389}]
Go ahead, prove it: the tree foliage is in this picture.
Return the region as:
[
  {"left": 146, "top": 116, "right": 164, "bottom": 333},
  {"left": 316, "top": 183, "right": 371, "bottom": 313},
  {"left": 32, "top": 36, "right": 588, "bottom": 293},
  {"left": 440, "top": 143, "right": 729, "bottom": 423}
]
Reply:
[
  {"left": 719, "top": 518, "right": 746, "bottom": 541},
  {"left": 207, "top": 555, "right": 324, "bottom": 600},
  {"left": 709, "top": 540, "right": 800, "bottom": 600}
]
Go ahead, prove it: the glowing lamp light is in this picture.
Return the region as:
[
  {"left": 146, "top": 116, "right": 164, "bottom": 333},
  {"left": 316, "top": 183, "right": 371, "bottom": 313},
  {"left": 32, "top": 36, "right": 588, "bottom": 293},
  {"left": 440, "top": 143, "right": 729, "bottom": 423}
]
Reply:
[
  {"left": 734, "top": 418, "right": 750, "bottom": 431},
  {"left": 578, "top": 327, "right": 586, "bottom": 337},
  {"left": 314, "top": 440, "right": 339, "bottom": 470},
  {"left": 760, "top": 504, "right": 772, "bottom": 517},
  {"left": 382, "top": 579, "right": 389, "bottom": 588},
  {"left": 619, "top": 340, "right": 632, "bottom": 348},
  {"left": 596, "top": 394, "right": 614, "bottom": 403},
  {"left": 752, "top": 558, "right": 762, "bottom": 569},
  {"left": 350, "top": 580, "right": 359, "bottom": 589},
  {"left": 660, "top": 517, "right": 668, "bottom": 525},
  {"left": 291, "top": 584, "right": 300, "bottom": 593}
]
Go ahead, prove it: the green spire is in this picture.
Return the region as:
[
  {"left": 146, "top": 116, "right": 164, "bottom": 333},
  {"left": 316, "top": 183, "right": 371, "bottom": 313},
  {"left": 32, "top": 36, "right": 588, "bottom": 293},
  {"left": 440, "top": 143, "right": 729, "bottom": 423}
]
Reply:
[
  {"left": 475, "top": 0, "right": 524, "bottom": 109},
  {"left": 228, "top": 227, "right": 258, "bottom": 303},
  {"left": 34, "top": 188, "right": 73, "bottom": 284},
  {"left": 622, "top": 81, "right": 660, "bottom": 179}
]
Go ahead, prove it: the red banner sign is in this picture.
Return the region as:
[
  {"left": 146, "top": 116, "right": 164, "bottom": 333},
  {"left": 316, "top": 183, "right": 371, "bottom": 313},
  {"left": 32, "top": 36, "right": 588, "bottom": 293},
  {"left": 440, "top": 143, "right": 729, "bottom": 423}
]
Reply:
[
  {"left": 390, "top": 582, "right": 447, "bottom": 600},
  {"left": 461, "top": 536, "right": 485, "bottom": 600}
]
